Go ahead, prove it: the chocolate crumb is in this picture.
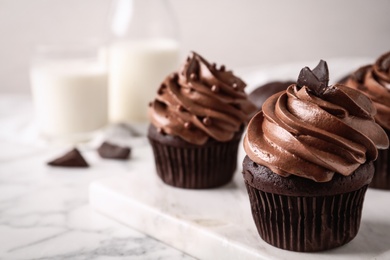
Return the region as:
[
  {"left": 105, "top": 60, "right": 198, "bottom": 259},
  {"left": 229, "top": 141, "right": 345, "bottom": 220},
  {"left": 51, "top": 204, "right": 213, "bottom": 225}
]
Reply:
[
  {"left": 190, "top": 73, "right": 197, "bottom": 80},
  {"left": 158, "top": 84, "right": 166, "bottom": 95},
  {"left": 184, "top": 122, "right": 192, "bottom": 129},
  {"left": 47, "top": 148, "right": 89, "bottom": 168},
  {"left": 202, "top": 117, "right": 212, "bottom": 126},
  {"left": 211, "top": 85, "right": 219, "bottom": 92},
  {"left": 170, "top": 72, "right": 179, "bottom": 81},
  {"left": 177, "top": 105, "right": 185, "bottom": 112}
]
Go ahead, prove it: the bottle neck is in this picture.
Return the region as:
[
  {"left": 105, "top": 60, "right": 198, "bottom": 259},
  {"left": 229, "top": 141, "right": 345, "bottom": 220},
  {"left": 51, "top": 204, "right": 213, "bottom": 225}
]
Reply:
[{"left": 109, "top": 0, "right": 179, "bottom": 41}]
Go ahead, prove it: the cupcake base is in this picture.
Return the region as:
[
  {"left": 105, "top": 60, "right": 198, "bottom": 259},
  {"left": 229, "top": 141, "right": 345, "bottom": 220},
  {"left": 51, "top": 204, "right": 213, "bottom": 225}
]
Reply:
[
  {"left": 242, "top": 156, "right": 374, "bottom": 252},
  {"left": 245, "top": 183, "right": 368, "bottom": 252},
  {"left": 148, "top": 125, "right": 242, "bottom": 189}
]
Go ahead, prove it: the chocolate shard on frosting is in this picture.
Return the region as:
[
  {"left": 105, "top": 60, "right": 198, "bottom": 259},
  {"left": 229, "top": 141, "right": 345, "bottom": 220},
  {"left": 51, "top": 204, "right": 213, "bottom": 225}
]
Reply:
[
  {"left": 97, "top": 142, "right": 131, "bottom": 160},
  {"left": 47, "top": 148, "right": 89, "bottom": 168},
  {"left": 244, "top": 59, "right": 389, "bottom": 182},
  {"left": 312, "top": 60, "right": 329, "bottom": 85},
  {"left": 297, "top": 60, "right": 329, "bottom": 96}
]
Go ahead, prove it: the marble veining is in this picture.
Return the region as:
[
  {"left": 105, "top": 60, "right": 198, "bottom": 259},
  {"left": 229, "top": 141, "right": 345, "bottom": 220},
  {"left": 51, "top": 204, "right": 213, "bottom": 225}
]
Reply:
[{"left": 0, "top": 95, "right": 194, "bottom": 260}]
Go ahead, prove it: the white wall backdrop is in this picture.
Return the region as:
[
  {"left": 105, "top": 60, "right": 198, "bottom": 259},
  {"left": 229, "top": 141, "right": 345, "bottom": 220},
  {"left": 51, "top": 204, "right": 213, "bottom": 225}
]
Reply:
[{"left": 1, "top": 0, "right": 389, "bottom": 93}]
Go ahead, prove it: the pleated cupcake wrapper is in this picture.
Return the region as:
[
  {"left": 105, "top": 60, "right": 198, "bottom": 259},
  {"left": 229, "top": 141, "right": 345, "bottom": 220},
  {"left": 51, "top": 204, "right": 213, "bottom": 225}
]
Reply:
[
  {"left": 245, "top": 182, "right": 368, "bottom": 252},
  {"left": 370, "top": 148, "right": 390, "bottom": 190},
  {"left": 148, "top": 138, "right": 240, "bottom": 189}
]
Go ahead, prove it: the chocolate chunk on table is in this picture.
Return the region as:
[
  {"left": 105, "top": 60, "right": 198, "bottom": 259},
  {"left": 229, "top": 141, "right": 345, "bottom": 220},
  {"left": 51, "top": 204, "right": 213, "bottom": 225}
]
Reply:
[
  {"left": 97, "top": 142, "right": 131, "bottom": 160},
  {"left": 47, "top": 148, "right": 89, "bottom": 167}
]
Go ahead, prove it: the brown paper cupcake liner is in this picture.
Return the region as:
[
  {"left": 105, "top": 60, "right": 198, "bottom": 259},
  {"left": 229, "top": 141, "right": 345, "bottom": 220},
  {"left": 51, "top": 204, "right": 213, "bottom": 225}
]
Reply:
[
  {"left": 370, "top": 129, "right": 390, "bottom": 190},
  {"left": 245, "top": 182, "right": 368, "bottom": 252},
  {"left": 148, "top": 137, "right": 241, "bottom": 189},
  {"left": 371, "top": 148, "right": 390, "bottom": 189}
]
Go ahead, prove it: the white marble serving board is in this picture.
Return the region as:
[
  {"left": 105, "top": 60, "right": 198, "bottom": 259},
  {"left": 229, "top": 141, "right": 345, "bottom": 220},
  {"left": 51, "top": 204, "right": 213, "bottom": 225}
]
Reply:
[
  {"left": 89, "top": 144, "right": 390, "bottom": 260},
  {"left": 89, "top": 57, "right": 390, "bottom": 259}
]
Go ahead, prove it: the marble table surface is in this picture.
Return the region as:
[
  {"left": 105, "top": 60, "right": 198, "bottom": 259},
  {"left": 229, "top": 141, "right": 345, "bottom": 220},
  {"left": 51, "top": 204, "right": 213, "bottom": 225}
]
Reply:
[
  {"left": 1, "top": 58, "right": 382, "bottom": 259},
  {"left": 0, "top": 94, "right": 195, "bottom": 260}
]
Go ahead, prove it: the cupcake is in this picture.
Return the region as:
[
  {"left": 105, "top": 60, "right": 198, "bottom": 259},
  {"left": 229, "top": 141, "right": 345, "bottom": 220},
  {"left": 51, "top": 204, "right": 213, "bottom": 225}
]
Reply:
[
  {"left": 242, "top": 60, "right": 389, "bottom": 251},
  {"left": 249, "top": 81, "right": 295, "bottom": 111},
  {"left": 148, "top": 52, "right": 257, "bottom": 189},
  {"left": 344, "top": 51, "right": 390, "bottom": 189}
]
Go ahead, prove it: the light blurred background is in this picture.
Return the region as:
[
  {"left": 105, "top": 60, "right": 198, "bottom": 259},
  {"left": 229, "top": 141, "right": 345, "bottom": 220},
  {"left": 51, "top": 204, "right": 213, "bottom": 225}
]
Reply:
[{"left": 1, "top": 0, "right": 389, "bottom": 94}]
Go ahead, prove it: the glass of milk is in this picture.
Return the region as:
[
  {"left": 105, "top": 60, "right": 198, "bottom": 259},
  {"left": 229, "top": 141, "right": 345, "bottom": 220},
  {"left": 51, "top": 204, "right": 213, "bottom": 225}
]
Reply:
[
  {"left": 30, "top": 44, "right": 108, "bottom": 143},
  {"left": 108, "top": 0, "right": 180, "bottom": 123}
]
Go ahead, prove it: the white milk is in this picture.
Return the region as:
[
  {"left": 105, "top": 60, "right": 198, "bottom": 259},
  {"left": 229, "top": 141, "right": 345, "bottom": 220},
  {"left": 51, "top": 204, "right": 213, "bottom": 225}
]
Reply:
[
  {"left": 108, "top": 39, "right": 180, "bottom": 123},
  {"left": 30, "top": 60, "right": 108, "bottom": 139}
]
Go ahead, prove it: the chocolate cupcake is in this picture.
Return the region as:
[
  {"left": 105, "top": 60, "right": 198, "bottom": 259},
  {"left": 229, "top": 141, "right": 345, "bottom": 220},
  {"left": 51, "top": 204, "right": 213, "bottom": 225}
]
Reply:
[
  {"left": 148, "top": 52, "right": 257, "bottom": 189},
  {"left": 344, "top": 51, "right": 390, "bottom": 189},
  {"left": 242, "top": 60, "right": 389, "bottom": 252},
  {"left": 248, "top": 81, "right": 295, "bottom": 111}
]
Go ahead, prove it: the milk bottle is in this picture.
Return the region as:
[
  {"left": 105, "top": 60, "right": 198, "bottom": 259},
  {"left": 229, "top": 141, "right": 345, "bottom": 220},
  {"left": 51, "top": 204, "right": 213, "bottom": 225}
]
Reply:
[{"left": 108, "top": 0, "right": 180, "bottom": 123}]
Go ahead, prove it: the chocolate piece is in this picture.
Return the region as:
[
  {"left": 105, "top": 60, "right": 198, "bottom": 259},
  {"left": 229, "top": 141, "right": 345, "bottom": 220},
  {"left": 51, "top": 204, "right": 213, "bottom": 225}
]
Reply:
[
  {"left": 312, "top": 59, "right": 329, "bottom": 85},
  {"left": 245, "top": 60, "right": 388, "bottom": 182},
  {"left": 98, "top": 142, "right": 131, "bottom": 160},
  {"left": 47, "top": 148, "right": 89, "bottom": 168},
  {"left": 248, "top": 81, "right": 295, "bottom": 110},
  {"left": 297, "top": 60, "right": 329, "bottom": 96}
]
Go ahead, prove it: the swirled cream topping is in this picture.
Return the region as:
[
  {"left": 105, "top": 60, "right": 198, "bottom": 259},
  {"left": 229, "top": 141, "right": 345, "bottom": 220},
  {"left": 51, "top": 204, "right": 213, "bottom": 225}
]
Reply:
[
  {"left": 345, "top": 51, "right": 390, "bottom": 130},
  {"left": 149, "top": 52, "right": 257, "bottom": 145},
  {"left": 244, "top": 60, "right": 389, "bottom": 182}
]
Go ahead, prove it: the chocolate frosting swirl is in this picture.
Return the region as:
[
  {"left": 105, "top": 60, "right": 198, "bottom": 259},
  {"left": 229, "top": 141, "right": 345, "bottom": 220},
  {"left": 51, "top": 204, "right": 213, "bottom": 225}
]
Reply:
[
  {"left": 149, "top": 52, "right": 257, "bottom": 145},
  {"left": 244, "top": 60, "right": 389, "bottom": 182},
  {"left": 345, "top": 51, "right": 390, "bottom": 130}
]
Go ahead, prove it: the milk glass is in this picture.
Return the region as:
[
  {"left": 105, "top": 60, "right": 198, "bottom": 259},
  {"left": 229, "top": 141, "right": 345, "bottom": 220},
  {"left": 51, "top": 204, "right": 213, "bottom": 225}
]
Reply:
[
  {"left": 108, "top": 0, "right": 180, "bottom": 123},
  {"left": 30, "top": 44, "right": 108, "bottom": 142}
]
